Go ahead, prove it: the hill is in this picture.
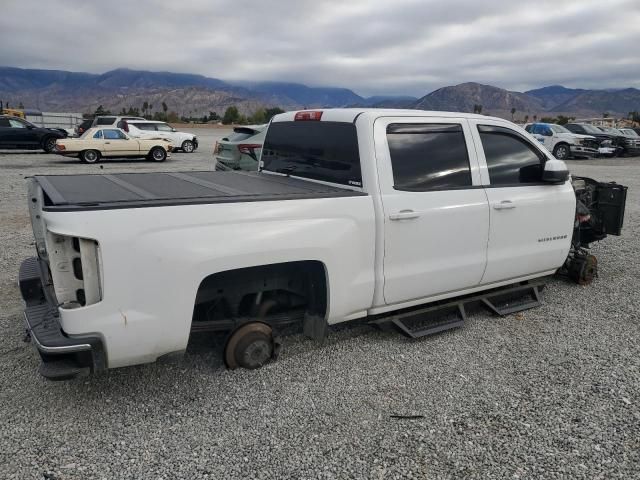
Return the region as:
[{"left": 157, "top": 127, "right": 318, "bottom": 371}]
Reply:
[
  {"left": 1, "top": 66, "right": 639, "bottom": 120},
  {"left": 411, "top": 82, "right": 543, "bottom": 117}
]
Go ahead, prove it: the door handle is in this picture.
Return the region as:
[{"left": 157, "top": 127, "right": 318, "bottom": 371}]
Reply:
[
  {"left": 493, "top": 200, "right": 516, "bottom": 210},
  {"left": 104, "top": 142, "right": 111, "bottom": 144},
  {"left": 389, "top": 209, "right": 421, "bottom": 221}
]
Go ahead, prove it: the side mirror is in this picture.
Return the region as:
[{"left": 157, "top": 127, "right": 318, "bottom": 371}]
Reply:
[
  {"left": 27, "top": 124, "right": 34, "bottom": 129},
  {"left": 543, "top": 129, "right": 553, "bottom": 136},
  {"left": 543, "top": 159, "right": 569, "bottom": 183},
  {"left": 171, "top": 128, "right": 177, "bottom": 132}
]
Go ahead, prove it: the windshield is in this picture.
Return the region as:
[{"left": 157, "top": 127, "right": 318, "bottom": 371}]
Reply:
[
  {"left": 550, "top": 125, "right": 571, "bottom": 134},
  {"left": 580, "top": 124, "right": 603, "bottom": 134},
  {"left": 621, "top": 129, "right": 639, "bottom": 137}
]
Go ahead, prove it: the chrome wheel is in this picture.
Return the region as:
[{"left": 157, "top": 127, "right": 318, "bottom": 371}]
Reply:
[
  {"left": 81, "top": 150, "right": 99, "bottom": 163},
  {"left": 182, "top": 140, "right": 194, "bottom": 153},
  {"left": 44, "top": 137, "right": 57, "bottom": 153},
  {"left": 554, "top": 144, "right": 570, "bottom": 160},
  {"left": 151, "top": 147, "right": 166, "bottom": 162}
]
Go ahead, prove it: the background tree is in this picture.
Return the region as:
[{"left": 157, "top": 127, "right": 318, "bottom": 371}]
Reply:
[
  {"left": 142, "top": 101, "right": 149, "bottom": 117},
  {"left": 94, "top": 105, "right": 108, "bottom": 116},
  {"left": 222, "top": 106, "right": 241, "bottom": 125},
  {"left": 18, "top": 101, "right": 24, "bottom": 109},
  {"left": 510, "top": 107, "right": 516, "bottom": 121},
  {"left": 162, "top": 102, "right": 168, "bottom": 115},
  {"left": 264, "top": 107, "right": 285, "bottom": 122},
  {"left": 556, "top": 115, "right": 575, "bottom": 125},
  {"left": 524, "top": 115, "right": 529, "bottom": 124}
]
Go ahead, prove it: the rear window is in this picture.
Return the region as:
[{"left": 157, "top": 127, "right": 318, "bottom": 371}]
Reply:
[
  {"left": 130, "top": 123, "right": 156, "bottom": 131},
  {"left": 95, "top": 117, "right": 116, "bottom": 125},
  {"left": 226, "top": 130, "right": 257, "bottom": 142},
  {"left": 261, "top": 121, "right": 362, "bottom": 187}
]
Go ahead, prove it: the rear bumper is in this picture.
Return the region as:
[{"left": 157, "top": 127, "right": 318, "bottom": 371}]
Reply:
[{"left": 19, "top": 257, "right": 106, "bottom": 380}]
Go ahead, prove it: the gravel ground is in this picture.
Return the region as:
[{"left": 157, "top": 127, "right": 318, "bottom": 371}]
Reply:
[{"left": 1, "top": 136, "right": 639, "bottom": 479}]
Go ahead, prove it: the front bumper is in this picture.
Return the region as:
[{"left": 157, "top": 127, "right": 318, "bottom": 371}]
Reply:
[
  {"left": 19, "top": 257, "right": 105, "bottom": 380},
  {"left": 569, "top": 145, "right": 598, "bottom": 157}
]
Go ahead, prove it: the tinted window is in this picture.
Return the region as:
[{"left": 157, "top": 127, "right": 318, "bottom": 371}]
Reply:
[
  {"left": 227, "top": 131, "right": 254, "bottom": 142},
  {"left": 96, "top": 117, "right": 116, "bottom": 125},
  {"left": 478, "top": 125, "right": 545, "bottom": 185},
  {"left": 155, "top": 123, "right": 173, "bottom": 132},
  {"left": 0, "top": 118, "right": 10, "bottom": 127},
  {"left": 8, "top": 119, "right": 26, "bottom": 128},
  {"left": 262, "top": 121, "right": 362, "bottom": 187},
  {"left": 104, "top": 129, "right": 126, "bottom": 139},
  {"left": 93, "top": 130, "right": 103, "bottom": 139},
  {"left": 386, "top": 123, "right": 471, "bottom": 191}
]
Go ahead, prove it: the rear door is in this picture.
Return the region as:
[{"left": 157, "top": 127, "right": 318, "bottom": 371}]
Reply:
[
  {"left": 468, "top": 120, "right": 575, "bottom": 284},
  {"left": 374, "top": 117, "right": 490, "bottom": 305}
]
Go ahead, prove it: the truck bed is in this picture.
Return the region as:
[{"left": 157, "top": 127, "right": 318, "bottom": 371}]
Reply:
[{"left": 34, "top": 171, "right": 366, "bottom": 211}]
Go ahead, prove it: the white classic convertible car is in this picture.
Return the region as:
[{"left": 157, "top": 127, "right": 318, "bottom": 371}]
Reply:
[{"left": 54, "top": 127, "right": 173, "bottom": 163}]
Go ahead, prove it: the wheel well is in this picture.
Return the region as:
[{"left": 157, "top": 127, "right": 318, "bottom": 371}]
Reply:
[{"left": 192, "top": 261, "right": 328, "bottom": 330}]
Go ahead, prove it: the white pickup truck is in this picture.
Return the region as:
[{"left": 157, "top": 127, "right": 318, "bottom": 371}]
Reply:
[{"left": 19, "top": 109, "right": 627, "bottom": 380}]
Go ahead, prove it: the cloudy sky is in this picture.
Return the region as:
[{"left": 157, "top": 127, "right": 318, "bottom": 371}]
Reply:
[{"left": 1, "top": 0, "right": 639, "bottom": 96}]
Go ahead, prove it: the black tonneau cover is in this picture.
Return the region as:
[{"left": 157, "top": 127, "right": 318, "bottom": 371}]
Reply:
[{"left": 35, "top": 171, "right": 366, "bottom": 211}]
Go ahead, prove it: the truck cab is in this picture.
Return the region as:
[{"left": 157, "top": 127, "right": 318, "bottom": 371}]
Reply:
[{"left": 19, "top": 109, "right": 625, "bottom": 379}]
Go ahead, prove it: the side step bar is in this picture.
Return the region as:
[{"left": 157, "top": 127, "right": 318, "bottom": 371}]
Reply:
[{"left": 370, "top": 281, "right": 544, "bottom": 339}]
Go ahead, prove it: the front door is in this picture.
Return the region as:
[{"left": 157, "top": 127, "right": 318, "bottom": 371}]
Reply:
[
  {"left": 1, "top": 117, "right": 33, "bottom": 147},
  {"left": 375, "top": 117, "right": 490, "bottom": 305},
  {"left": 101, "top": 129, "right": 137, "bottom": 156},
  {"left": 468, "top": 121, "right": 575, "bottom": 284}
]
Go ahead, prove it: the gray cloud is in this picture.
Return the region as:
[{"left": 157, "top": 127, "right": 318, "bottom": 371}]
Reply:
[{"left": 1, "top": 0, "right": 639, "bottom": 96}]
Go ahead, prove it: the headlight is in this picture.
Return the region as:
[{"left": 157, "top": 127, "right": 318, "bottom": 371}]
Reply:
[{"left": 601, "top": 139, "right": 612, "bottom": 146}]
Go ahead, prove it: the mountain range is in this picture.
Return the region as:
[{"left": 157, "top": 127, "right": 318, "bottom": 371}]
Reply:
[{"left": 1, "top": 66, "right": 639, "bottom": 120}]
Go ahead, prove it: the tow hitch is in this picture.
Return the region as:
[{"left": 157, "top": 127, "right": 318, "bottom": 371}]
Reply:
[{"left": 561, "top": 176, "right": 627, "bottom": 285}]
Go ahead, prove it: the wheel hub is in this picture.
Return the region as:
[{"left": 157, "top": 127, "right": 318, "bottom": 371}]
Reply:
[{"left": 242, "top": 339, "right": 271, "bottom": 368}]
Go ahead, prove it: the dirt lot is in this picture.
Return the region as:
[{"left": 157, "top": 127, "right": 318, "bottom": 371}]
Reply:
[{"left": 1, "top": 135, "right": 639, "bottom": 479}]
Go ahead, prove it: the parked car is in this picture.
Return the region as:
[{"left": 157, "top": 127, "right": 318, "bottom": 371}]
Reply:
[
  {"left": 618, "top": 128, "right": 639, "bottom": 138},
  {"left": 122, "top": 120, "right": 198, "bottom": 153},
  {"left": 214, "top": 125, "right": 267, "bottom": 171},
  {"left": 91, "top": 115, "right": 145, "bottom": 128},
  {"left": 598, "top": 126, "right": 640, "bottom": 156},
  {"left": 74, "top": 119, "right": 93, "bottom": 137},
  {"left": 564, "top": 123, "right": 625, "bottom": 157},
  {"left": 524, "top": 122, "right": 598, "bottom": 159},
  {"left": 19, "top": 109, "right": 627, "bottom": 379},
  {"left": 0, "top": 115, "right": 67, "bottom": 153},
  {"left": 54, "top": 127, "right": 172, "bottom": 163}
]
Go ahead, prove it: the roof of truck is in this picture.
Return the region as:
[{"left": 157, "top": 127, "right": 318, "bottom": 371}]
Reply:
[{"left": 272, "top": 108, "right": 505, "bottom": 124}]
